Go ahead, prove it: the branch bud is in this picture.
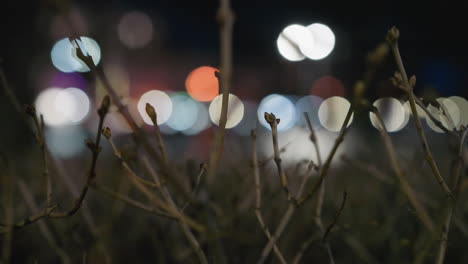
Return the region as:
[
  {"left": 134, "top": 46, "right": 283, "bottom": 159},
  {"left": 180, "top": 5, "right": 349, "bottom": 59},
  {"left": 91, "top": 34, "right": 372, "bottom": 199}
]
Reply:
[
  {"left": 98, "top": 95, "right": 110, "bottom": 117},
  {"left": 386, "top": 26, "right": 400, "bottom": 44},
  {"left": 85, "top": 139, "right": 95, "bottom": 150},
  {"left": 24, "top": 104, "right": 36, "bottom": 116},
  {"left": 102, "top": 126, "right": 112, "bottom": 139},
  {"left": 264, "top": 112, "right": 280, "bottom": 126},
  {"left": 145, "top": 103, "right": 157, "bottom": 125},
  {"left": 200, "top": 163, "right": 208, "bottom": 170},
  {"left": 409, "top": 75, "right": 416, "bottom": 87}
]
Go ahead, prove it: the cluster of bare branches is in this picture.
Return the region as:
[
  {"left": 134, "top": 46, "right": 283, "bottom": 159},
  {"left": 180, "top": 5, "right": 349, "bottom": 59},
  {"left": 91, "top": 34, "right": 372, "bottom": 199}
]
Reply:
[{"left": 0, "top": 1, "right": 467, "bottom": 263}]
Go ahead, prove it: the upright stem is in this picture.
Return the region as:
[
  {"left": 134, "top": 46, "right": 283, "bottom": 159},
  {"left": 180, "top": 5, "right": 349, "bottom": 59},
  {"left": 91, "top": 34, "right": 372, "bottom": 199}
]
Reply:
[
  {"left": 298, "top": 108, "right": 354, "bottom": 205},
  {"left": 373, "top": 109, "right": 435, "bottom": 233},
  {"left": 435, "top": 129, "right": 467, "bottom": 264},
  {"left": 251, "top": 129, "right": 287, "bottom": 264},
  {"left": 206, "top": 0, "right": 234, "bottom": 182},
  {"left": 387, "top": 28, "right": 452, "bottom": 198}
]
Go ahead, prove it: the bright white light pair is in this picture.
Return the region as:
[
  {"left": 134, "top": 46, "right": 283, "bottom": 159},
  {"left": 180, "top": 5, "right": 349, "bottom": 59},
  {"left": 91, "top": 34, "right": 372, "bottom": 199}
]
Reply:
[
  {"left": 35, "top": 87, "right": 90, "bottom": 127},
  {"left": 277, "top": 23, "right": 336, "bottom": 61}
]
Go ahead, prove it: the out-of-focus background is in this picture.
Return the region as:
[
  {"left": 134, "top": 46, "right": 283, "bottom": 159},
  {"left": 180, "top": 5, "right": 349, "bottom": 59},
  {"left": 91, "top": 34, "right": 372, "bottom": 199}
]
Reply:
[{"left": 1, "top": 0, "right": 468, "bottom": 263}]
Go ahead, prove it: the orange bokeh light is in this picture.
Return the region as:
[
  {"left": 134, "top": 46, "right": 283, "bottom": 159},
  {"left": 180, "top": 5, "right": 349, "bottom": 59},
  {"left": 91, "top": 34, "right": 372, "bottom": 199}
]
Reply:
[{"left": 185, "top": 66, "right": 219, "bottom": 102}]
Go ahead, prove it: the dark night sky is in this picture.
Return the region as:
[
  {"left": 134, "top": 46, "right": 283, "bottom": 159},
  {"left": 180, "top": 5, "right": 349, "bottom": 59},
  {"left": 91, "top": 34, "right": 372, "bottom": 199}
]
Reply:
[{"left": 0, "top": 0, "right": 467, "bottom": 102}]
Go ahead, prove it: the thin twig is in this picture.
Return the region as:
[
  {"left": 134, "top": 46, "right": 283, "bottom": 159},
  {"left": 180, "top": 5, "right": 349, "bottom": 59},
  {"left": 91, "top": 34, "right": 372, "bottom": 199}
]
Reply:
[
  {"left": 102, "top": 126, "right": 160, "bottom": 188},
  {"left": 206, "top": 0, "right": 234, "bottom": 183},
  {"left": 74, "top": 41, "right": 174, "bottom": 191},
  {"left": 264, "top": 112, "right": 293, "bottom": 200},
  {"left": 0, "top": 64, "right": 23, "bottom": 115},
  {"left": 386, "top": 26, "right": 453, "bottom": 198},
  {"left": 103, "top": 129, "right": 203, "bottom": 232},
  {"left": 435, "top": 128, "right": 468, "bottom": 264},
  {"left": 298, "top": 107, "right": 354, "bottom": 205},
  {"left": 49, "top": 96, "right": 109, "bottom": 218},
  {"left": 143, "top": 108, "right": 208, "bottom": 264},
  {"left": 181, "top": 163, "right": 208, "bottom": 212},
  {"left": 372, "top": 108, "right": 436, "bottom": 233},
  {"left": 292, "top": 233, "right": 321, "bottom": 264},
  {"left": 304, "top": 112, "right": 336, "bottom": 264},
  {"left": 257, "top": 158, "right": 316, "bottom": 264},
  {"left": 0, "top": 96, "right": 110, "bottom": 233},
  {"left": 17, "top": 179, "right": 72, "bottom": 264},
  {"left": 25, "top": 106, "right": 52, "bottom": 207},
  {"left": 322, "top": 191, "right": 348, "bottom": 242},
  {"left": 251, "top": 129, "right": 287, "bottom": 264},
  {"left": 91, "top": 183, "right": 175, "bottom": 219}
]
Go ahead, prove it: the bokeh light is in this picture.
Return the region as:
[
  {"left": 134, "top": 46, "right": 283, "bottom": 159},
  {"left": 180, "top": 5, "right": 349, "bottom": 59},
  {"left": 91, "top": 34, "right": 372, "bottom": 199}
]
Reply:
[
  {"left": 118, "top": 11, "right": 154, "bottom": 49},
  {"left": 369, "top": 98, "right": 406, "bottom": 132},
  {"left": 167, "top": 93, "right": 199, "bottom": 131},
  {"left": 185, "top": 66, "right": 219, "bottom": 102},
  {"left": 233, "top": 100, "right": 258, "bottom": 136},
  {"left": 183, "top": 103, "right": 211, "bottom": 136},
  {"left": 397, "top": 100, "right": 410, "bottom": 131},
  {"left": 276, "top": 24, "right": 311, "bottom": 61},
  {"left": 426, "top": 97, "right": 460, "bottom": 133},
  {"left": 318, "top": 96, "right": 353, "bottom": 132},
  {"left": 35, "top": 88, "right": 69, "bottom": 127},
  {"left": 45, "top": 126, "right": 87, "bottom": 159},
  {"left": 137, "top": 90, "right": 172, "bottom": 125},
  {"left": 35, "top": 87, "right": 91, "bottom": 127},
  {"left": 301, "top": 23, "right": 335, "bottom": 60},
  {"left": 209, "top": 93, "right": 244, "bottom": 129},
  {"left": 51, "top": 37, "right": 101, "bottom": 73},
  {"left": 403, "top": 101, "right": 427, "bottom": 120},
  {"left": 310, "top": 75, "right": 345, "bottom": 99},
  {"left": 55, "top": 88, "right": 90, "bottom": 124},
  {"left": 448, "top": 96, "right": 468, "bottom": 129},
  {"left": 258, "top": 94, "right": 296, "bottom": 131},
  {"left": 95, "top": 64, "right": 130, "bottom": 111},
  {"left": 103, "top": 98, "right": 142, "bottom": 135},
  {"left": 295, "top": 95, "right": 323, "bottom": 127}
]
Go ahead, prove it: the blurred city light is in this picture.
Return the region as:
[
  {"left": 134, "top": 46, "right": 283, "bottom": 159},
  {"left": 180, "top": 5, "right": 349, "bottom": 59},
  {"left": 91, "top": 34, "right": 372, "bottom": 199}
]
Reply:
[
  {"left": 295, "top": 95, "right": 323, "bottom": 127},
  {"left": 55, "top": 87, "right": 90, "bottom": 124},
  {"left": 103, "top": 98, "right": 142, "bottom": 135},
  {"left": 301, "top": 23, "right": 335, "bottom": 60},
  {"left": 233, "top": 100, "right": 258, "bottom": 136},
  {"left": 35, "top": 88, "right": 69, "bottom": 126},
  {"left": 448, "top": 96, "right": 468, "bottom": 129},
  {"left": 167, "top": 92, "right": 200, "bottom": 132},
  {"left": 318, "top": 96, "right": 353, "bottom": 132},
  {"left": 137, "top": 90, "right": 172, "bottom": 125},
  {"left": 276, "top": 24, "right": 311, "bottom": 61},
  {"left": 183, "top": 103, "right": 211, "bottom": 136},
  {"left": 310, "top": 75, "right": 345, "bottom": 99},
  {"left": 185, "top": 66, "right": 219, "bottom": 102},
  {"left": 209, "top": 93, "right": 244, "bottom": 129},
  {"left": 426, "top": 97, "right": 460, "bottom": 133},
  {"left": 403, "top": 101, "right": 427, "bottom": 120},
  {"left": 45, "top": 126, "right": 87, "bottom": 159},
  {"left": 258, "top": 94, "right": 296, "bottom": 131},
  {"left": 118, "top": 11, "right": 154, "bottom": 49},
  {"left": 51, "top": 37, "right": 101, "bottom": 73},
  {"left": 369, "top": 97, "right": 406, "bottom": 132},
  {"left": 35, "top": 87, "right": 90, "bottom": 127}
]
